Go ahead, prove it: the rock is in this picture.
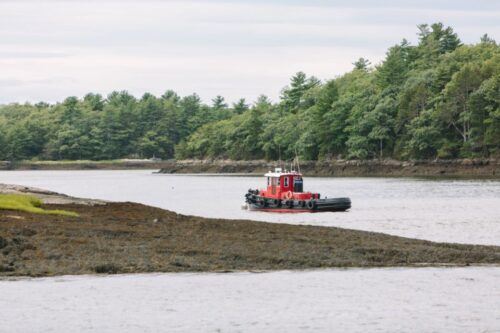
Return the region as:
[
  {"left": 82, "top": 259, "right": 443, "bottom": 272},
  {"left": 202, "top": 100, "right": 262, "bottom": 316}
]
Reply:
[{"left": 0, "top": 236, "right": 7, "bottom": 249}]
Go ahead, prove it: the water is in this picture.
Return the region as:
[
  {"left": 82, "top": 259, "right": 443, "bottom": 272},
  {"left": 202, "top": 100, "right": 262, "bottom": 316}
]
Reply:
[
  {"left": 0, "top": 267, "right": 499, "bottom": 332},
  {"left": 1, "top": 170, "right": 499, "bottom": 332},
  {"left": 1, "top": 170, "right": 499, "bottom": 245}
]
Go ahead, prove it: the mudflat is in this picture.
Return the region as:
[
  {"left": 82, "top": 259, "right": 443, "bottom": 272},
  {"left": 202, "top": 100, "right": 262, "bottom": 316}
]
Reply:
[
  {"left": 1, "top": 201, "right": 499, "bottom": 277},
  {"left": 2, "top": 159, "right": 499, "bottom": 177}
]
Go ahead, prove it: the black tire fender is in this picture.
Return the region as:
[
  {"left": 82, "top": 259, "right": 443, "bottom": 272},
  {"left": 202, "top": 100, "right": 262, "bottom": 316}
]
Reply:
[{"left": 307, "top": 200, "right": 316, "bottom": 210}]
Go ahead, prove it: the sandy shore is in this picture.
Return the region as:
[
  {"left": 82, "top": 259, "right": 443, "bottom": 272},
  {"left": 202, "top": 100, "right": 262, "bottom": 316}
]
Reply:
[{"left": 1, "top": 184, "right": 499, "bottom": 277}]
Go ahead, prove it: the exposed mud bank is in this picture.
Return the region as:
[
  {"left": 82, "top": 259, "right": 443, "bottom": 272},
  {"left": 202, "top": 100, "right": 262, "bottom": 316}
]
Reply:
[
  {"left": 158, "top": 159, "right": 500, "bottom": 178},
  {"left": 1, "top": 185, "right": 499, "bottom": 277},
  {"left": 2, "top": 159, "right": 498, "bottom": 177},
  {"left": 0, "top": 160, "right": 166, "bottom": 171}
]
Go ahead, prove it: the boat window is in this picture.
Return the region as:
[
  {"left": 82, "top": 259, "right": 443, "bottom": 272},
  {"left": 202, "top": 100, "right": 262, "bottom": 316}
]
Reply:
[
  {"left": 267, "top": 177, "right": 270, "bottom": 186},
  {"left": 293, "top": 177, "right": 303, "bottom": 192},
  {"left": 284, "top": 177, "right": 288, "bottom": 187}
]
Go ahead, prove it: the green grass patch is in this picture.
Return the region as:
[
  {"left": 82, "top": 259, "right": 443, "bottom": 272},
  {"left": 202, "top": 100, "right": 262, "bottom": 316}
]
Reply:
[{"left": 0, "top": 194, "right": 79, "bottom": 217}]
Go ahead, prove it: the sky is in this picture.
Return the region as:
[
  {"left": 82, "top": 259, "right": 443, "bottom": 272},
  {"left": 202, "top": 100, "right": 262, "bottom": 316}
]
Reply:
[{"left": 0, "top": 0, "right": 499, "bottom": 105}]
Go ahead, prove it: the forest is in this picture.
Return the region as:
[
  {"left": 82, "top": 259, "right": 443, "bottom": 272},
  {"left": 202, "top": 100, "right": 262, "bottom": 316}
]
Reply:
[{"left": 0, "top": 23, "right": 498, "bottom": 162}]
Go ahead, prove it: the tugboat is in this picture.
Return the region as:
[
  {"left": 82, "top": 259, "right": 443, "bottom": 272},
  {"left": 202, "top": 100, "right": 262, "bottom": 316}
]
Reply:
[{"left": 244, "top": 167, "right": 351, "bottom": 212}]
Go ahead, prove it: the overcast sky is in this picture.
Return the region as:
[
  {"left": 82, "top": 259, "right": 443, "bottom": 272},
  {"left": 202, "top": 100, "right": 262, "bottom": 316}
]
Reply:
[{"left": 0, "top": 0, "right": 498, "bottom": 105}]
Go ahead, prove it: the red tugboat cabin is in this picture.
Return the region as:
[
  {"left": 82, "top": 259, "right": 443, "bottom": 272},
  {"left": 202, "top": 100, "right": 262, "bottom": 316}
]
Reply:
[{"left": 260, "top": 168, "right": 319, "bottom": 201}]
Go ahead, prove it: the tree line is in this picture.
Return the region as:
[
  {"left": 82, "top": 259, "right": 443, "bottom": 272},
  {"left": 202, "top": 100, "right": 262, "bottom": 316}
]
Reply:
[{"left": 0, "top": 23, "right": 498, "bottom": 161}]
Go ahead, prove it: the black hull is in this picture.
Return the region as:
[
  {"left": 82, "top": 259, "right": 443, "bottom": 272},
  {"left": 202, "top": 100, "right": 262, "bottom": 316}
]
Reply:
[{"left": 245, "top": 192, "right": 351, "bottom": 213}]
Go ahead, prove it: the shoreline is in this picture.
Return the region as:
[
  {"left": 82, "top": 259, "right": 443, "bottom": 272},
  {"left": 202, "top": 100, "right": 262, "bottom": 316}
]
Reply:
[
  {"left": 1, "top": 184, "right": 500, "bottom": 277},
  {"left": 2, "top": 264, "right": 499, "bottom": 281},
  {"left": 1, "top": 158, "right": 499, "bottom": 178}
]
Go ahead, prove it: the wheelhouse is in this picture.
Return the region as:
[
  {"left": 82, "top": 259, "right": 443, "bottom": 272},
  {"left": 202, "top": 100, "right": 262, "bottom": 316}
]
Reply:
[{"left": 262, "top": 168, "right": 311, "bottom": 200}]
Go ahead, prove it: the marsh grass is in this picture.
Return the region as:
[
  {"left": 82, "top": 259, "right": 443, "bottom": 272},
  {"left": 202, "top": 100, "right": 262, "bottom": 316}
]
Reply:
[{"left": 0, "top": 194, "right": 78, "bottom": 217}]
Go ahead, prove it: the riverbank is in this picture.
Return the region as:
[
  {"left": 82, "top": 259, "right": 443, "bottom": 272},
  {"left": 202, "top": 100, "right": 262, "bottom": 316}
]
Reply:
[
  {"left": 159, "top": 159, "right": 500, "bottom": 177},
  {"left": 1, "top": 185, "right": 499, "bottom": 277},
  {"left": 0, "top": 159, "right": 166, "bottom": 171},
  {"left": 2, "top": 158, "right": 498, "bottom": 177}
]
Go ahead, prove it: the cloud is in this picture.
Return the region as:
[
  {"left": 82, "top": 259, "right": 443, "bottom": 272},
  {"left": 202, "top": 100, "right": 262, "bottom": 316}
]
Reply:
[
  {"left": 0, "top": 0, "right": 498, "bottom": 104},
  {"left": 0, "top": 51, "right": 69, "bottom": 59}
]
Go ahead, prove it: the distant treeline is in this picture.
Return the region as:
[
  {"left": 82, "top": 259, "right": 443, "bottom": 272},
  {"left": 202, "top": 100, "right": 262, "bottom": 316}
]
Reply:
[{"left": 0, "top": 23, "right": 498, "bottom": 161}]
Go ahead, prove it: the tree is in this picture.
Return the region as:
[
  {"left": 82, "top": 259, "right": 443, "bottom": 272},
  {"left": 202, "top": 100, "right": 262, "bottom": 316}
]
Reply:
[
  {"left": 60, "top": 96, "right": 82, "bottom": 123},
  {"left": 418, "top": 23, "right": 461, "bottom": 53},
  {"left": 83, "top": 93, "right": 104, "bottom": 111},
  {"left": 404, "top": 109, "right": 441, "bottom": 158},
  {"left": 161, "top": 90, "right": 180, "bottom": 103},
  {"left": 397, "top": 69, "right": 436, "bottom": 133},
  {"left": 6, "top": 119, "right": 49, "bottom": 160},
  {"left": 436, "top": 24, "right": 461, "bottom": 53},
  {"left": 137, "top": 130, "right": 173, "bottom": 159},
  {"left": 345, "top": 93, "right": 378, "bottom": 159},
  {"left": 367, "top": 97, "right": 397, "bottom": 158},
  {"left": 212, "top": 95, "right": 228, "bottom": 110},
  {"left": 0, "top": 120, "right": 7, "bottom": 159},
  {"left": 178, "top": 94, "right": 202, "bottom": 138},
  {"left": 233, "top": 98, "right": 249, "bottom": 114},
  {"left": 469, "top": 76, "right": 500, "bottom": 155},
  {"left": 440, "top": 63, "right": 483, "bottom": 144},
  {"left": 480, "top": 34, "right": 496, "bottom": 45},
  {"left": 353, "top": 57, "right": 371, "bottom": 71},
  {"left": 137, "top": 93, "right": 164, "bottom": 136},
  {"left": 235, "top": 108, "right": 263, "bottom": 159},
  {"left": 376, "top": 40, "right": 414, "bottom": 90},
  {"left": 280, "top": 72, "right": 320, "bottom": 113},
  {"left": 254, "top": 95, "right": 272, "bottom": 112},
  {"left": 417, "top": 24, "right": 431, "bottom": 42}
]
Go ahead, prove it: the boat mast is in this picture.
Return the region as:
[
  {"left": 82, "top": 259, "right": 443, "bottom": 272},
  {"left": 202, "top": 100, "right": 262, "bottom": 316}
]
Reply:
[
  {"left": 278, "top": 144, "right": 283, "bottom": 171},
  {"left": 294, "top": 147, "right": 301, "bottom": 174}
]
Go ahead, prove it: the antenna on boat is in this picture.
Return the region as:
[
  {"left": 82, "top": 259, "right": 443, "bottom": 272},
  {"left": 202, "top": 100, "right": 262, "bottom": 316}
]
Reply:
[
  {"left": 294, "top": 147, "right": 301, "bottom": 174},
  {"left": 278, "top": 144, "right": 283, "bottom": 170}
]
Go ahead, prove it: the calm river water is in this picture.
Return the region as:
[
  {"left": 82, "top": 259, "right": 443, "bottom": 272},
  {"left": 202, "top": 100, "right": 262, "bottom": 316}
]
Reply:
[
  {"left": 1, "top": 268, "right": 499, "bottom": 333},
  {"left": 0, "top": 170, "right": 499, "bottom": 332},
  {"left": 0, "top": 170, "right": 499, "bottom": 245}
]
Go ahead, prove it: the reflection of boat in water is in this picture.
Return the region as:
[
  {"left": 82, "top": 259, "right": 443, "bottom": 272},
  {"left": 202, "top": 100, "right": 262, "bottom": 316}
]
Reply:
[{"left": 244, "top": 168, "right": 351, "bottom": 213}]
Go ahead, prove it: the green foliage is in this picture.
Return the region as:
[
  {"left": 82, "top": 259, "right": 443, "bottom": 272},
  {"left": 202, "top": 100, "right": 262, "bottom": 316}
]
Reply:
[
  {"left": 0, "top": 23, "right": 498, "bottom": 161},
  {"left": 0, "top": 90, "right": 234, "bottom": 160},
  {"left": 376, "top": 39, "right": 415, "bottom": 90},
  {"left": 280, "top": 72, "right": 321, "bottom": 113},
  {"left": 352, "top": 57, "right": 371, "bottom": 71},
  {"left": 0, "top": 194, "right": 78, "bottom": 217},
  {"left": 404, "top": 109, "right": 442, "bottom": 158},
  {"left": 233, "top": 98, "right": 249, "bottom": 114}
]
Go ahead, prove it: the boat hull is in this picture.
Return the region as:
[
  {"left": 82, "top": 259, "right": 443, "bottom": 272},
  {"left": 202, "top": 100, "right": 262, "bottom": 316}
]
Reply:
[{"left": 245, "top": 193, "right": 351, "bottom": 213}]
